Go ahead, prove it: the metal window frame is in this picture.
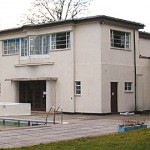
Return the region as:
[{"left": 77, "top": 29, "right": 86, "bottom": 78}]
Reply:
[
  {"left": 111, "top": 30, "right": 130, "bottom": 49},
  {"left": 3, "top": 38, "right": 20, "bottom": 55},
  {"left": 124, "top": 82, "right": 133, "bottom": 92},
  {"left": 75, "top": 81, "right": 81, "bottom": 95}
]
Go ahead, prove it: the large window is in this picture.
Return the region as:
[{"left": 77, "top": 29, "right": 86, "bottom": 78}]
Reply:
[
  {"left": 29, "top": 35, "right": 50, "bottom": 55},
  {"left": 51, "top": 32, "right": 70, "bottom": 50},
  {"left": 3, "top": 38, "right": 20, "bottom": 54},
  {"left": 111, "top": 30, "right": 130, "bottom": 49},
  {"left": 3, "top": 31, "right": 71, "bottom": 56}
]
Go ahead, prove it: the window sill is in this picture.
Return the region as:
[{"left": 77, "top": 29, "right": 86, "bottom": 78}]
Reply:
[
  {"left": 14, "top": 62, "right": 54, "bottom": 67},
  {"left": 75, "top": 94, "right": 81, "bottom": 97},
  {"left": 50, "top": 48, "right": 71, "bottom": 52},
  {"left": 111, "top": 47, "right": 131, "bottom": 51},
  {"left": 124, "top": 91, "right": 133, "bottom": 93},
  {"left": 3, "top": 53, "right": 19, "bottom": 56}
]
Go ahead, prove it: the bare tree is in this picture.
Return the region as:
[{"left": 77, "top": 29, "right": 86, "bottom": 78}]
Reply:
[{"left": 20, "top": 0, "right": 92, "bottom": 25}]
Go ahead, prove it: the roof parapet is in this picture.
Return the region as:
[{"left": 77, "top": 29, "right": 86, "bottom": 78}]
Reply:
[{"left": 0, "top": 15, "right": 145, "bottom": 34}]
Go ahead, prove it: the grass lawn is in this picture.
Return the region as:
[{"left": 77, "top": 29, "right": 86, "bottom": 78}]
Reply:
[{"left": 2, "top": 128, "right": 150, "bottom": 150}]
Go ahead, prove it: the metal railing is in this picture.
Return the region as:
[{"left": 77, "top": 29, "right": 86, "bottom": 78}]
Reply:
[{"left": 45, "top": 106, "right": 63, "bottom": 124}]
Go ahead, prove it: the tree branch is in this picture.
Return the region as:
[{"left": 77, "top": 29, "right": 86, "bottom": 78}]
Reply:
[{"left": 19, "top": 0, "right": 92, "bottom": 25}]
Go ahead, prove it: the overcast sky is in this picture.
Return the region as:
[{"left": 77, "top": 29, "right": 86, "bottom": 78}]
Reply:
[{"left": 0, "top": 0, "right": 150, "bottom": 31}]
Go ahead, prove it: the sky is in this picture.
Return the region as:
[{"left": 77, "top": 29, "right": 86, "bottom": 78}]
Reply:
[{"left": 0, "top": 0, "right": 150, "bottom": 32}]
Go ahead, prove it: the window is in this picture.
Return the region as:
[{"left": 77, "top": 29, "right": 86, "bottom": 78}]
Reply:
[
  {"left": 3, "top": 31, "right": 70, "bottom": 56},
  {"left": 124, "top": 82, "right": 133, "bottom": 92},
  {"left": 75, "top": 81, "right": 81, "bottom": 95},
  {"left": 3, "top": 38, "right": 20, "bottom": 54},
  {"left": 43, "top": 35, "right": 50, "bottom": 54},
  {"left": 111, "top": 30, "right": 130, "bottom": 49},
  {"left": 51, "top": 32, "right": 70, "bottom": 50},
  {"left": 29, "top": 35, "right": 50, "bottom": 55},
  {"left": 21, "top": 38, "right": 28, "bottom": 57}
]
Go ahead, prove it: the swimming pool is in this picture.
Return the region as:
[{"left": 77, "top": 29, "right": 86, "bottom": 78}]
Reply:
[{"left": 0, "top": 118, "right": 50, "bottom": 127}]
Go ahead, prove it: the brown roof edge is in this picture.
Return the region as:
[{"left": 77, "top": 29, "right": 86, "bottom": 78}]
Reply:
[
  {"left": 0, "top": 15, "right": 145, "bottom": 34},
  {"left": 75, "top": 15, "right": 145, "bottom": 29},
  {"left": 139, "top": 31, "right": 150, "bottom": 39}
]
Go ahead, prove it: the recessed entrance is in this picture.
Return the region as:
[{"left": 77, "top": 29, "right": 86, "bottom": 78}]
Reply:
[{"left": 19, "top": 81, "right": 46, "bottom": 111}]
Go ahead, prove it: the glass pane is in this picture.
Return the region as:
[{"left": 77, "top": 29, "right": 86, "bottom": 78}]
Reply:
[
  {"left": 51, "top": 34, "right": 56, "bottom": 49},
  {"left": 76, "top": 86, "right": 81, "bottom": 90},
  {"left": 30, "top": 36, "right": 42, "bottom": 55},
  {"left": 21, "top": 38, "right": 28, "bottom": 56},
  {"left": 76, "top": 81, "right": 81, "bottom": 85},
  {"left": 43, "top": 35, "right": 50, "bottom": 54},
  {"left": 67, "top": 32, "right": 70, "bottom": 48},
  {"left": 3, "top": 39, "right": 20, "bottom": 54},
  {"left": 56, "top": 32, "right": 66, "bottom": 49},
  {"left": 76, "top": 90, "right": 81, "bottom": 95},
  {"left": 128, "top": 86, "right": 131, "bottom": 90},
  {"left": 111, "top": 30, "right": 130, "bottom": 49}
]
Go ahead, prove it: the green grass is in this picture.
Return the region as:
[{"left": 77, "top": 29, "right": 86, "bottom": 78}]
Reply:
[{"left": 3, "top": 129, "right": 150, "bottom": 150}]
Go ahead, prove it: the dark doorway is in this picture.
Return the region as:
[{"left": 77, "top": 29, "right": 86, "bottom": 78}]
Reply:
[
  {"left": 111, "top": 82, "right": 118, "bottom": 113},
  {"left": 19, "top": 81, "right": 46, "bottom": 111}
]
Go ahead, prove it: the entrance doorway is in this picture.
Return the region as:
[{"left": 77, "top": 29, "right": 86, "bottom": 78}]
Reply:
[
  {"left": 19, "top": 81, "right": 46, "bottom": 111},
  {"left": 111, "top": 82, "right": 118, "bottom": 113}
]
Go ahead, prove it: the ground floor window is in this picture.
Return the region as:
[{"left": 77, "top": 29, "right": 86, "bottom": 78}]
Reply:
[
  {"left": 124, "top": 82, "right": 133, "bottom": 92},
  {"left": 75, "top": 81, "right": 81, "bottom": 95}
]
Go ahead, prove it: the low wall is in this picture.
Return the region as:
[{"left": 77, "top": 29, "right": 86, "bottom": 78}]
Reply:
[{"left": 0, "top": 102, "right": 31, "bottom": 116}]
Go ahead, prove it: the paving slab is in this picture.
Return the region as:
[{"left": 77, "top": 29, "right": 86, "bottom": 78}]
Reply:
[{"left": 0, "top": 114, "right": 149, "bottom": 148}]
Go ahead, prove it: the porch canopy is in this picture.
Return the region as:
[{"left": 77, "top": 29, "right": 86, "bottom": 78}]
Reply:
[{"left": 5, "top": 77, "right": 58, "bottom": 81}]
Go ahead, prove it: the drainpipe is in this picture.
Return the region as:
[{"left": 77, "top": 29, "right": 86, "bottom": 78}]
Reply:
[
  {"left": 133, "top": 30, "right": 137, "bottom": 112},
  {"left": 72, "top": 25, "right": 76, "bottom": 113}
]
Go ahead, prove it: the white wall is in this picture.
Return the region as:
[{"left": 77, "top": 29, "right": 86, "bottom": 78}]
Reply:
[
  {"left": 136, "top": 37, "right": 150, "bottom": 111},
  {"left": 74, "top": 22, "right": 102, "bottom": 113},
  {"left": 101, "top": 24, "right": 135, "bottom": 113},
  {"left": 1, "top": 20, "right": 150, "bottom": 114},
  {"left": 0, "top": 25, "right": 75, "bottom": 112}
]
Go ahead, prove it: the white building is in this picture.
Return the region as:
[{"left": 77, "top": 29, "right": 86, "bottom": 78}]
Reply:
[{"left": 0, "top": 15, "right": 150, "bottom": 113}]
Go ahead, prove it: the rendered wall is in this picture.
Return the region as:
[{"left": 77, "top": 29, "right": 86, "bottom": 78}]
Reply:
[
  {"left": 136, "top": 37, "right": 150, "bottom": 111},
  {"left": 74, "top": 22, "right": 102, "bottom": 113},
  {"left": 0, "top": 20, "right": 150, "bottom": 114},
  {"left": 0, "top": 25, "right": 75, "bottom": 113},
  {"left": 101, "top": 24, "right": 135, "bottom": 113}
]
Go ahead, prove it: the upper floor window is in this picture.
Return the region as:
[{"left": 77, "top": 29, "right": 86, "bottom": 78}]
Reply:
[
  {"left": 29, "top": 35, "right": 50, "bottom": 55},
  {"left": 21, "top": 38, "right": 28, "bottom": 57},
  {"left": 111, "top": 30, "right": 130, "bottom": 49},
  {"left": 3, "top": 38, "right": 20, "bottom": 55},
  {"left": 51, "top": 32, "right": 70, "bottom": 50},
  {"left": 3, "top": 31, "right": 71, "bottom": 56}
]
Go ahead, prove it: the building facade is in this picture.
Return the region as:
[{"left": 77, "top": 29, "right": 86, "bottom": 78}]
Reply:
[{"left": 0, "top": 15, "right": 150, "bottom": 113}]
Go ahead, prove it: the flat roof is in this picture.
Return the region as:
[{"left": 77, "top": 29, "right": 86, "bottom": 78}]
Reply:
[
  {"left": 0, "top": 15, "right": 145, "bottom": 35},
  {"left": 139, "top": 31, "right": 150, "bottom": 39}
]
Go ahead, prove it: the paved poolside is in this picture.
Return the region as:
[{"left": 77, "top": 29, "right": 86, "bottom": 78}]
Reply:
[{"left": 0, "top": 113, "right": 150, "bottom": 148}]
